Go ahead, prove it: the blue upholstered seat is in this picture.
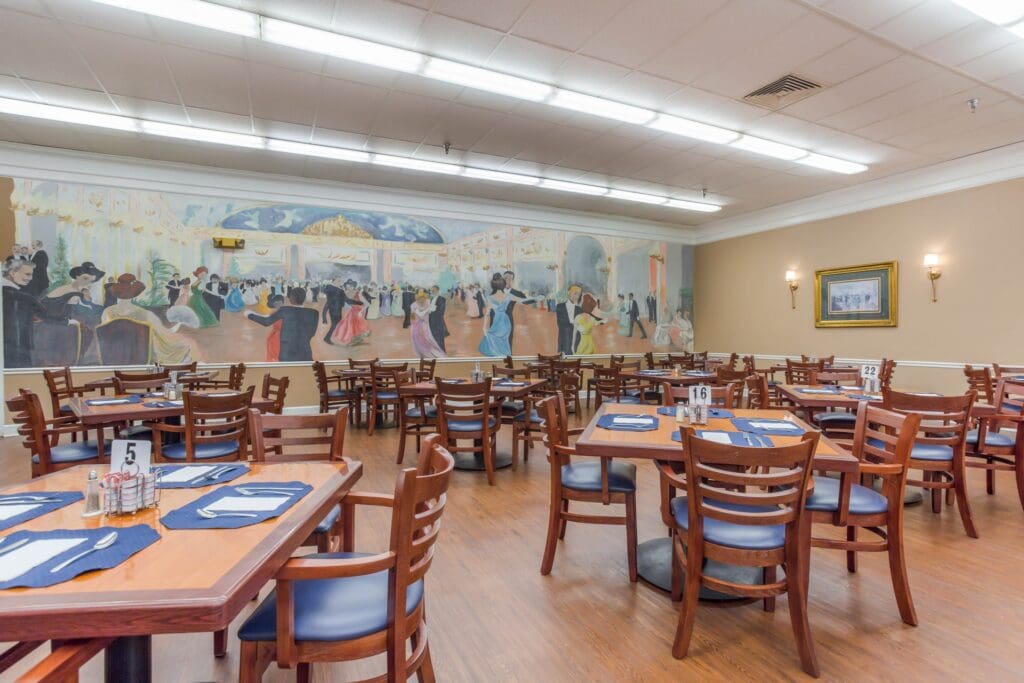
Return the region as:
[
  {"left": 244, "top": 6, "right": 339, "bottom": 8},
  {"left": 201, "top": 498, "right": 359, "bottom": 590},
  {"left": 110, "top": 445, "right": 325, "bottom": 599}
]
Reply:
[
  {"left": 121, "top": 424, "right": 153, "bottom": 440},
  {"left": 374, "top": 391, "right": 399, "bottom": 400},
  {"left": 965, "top": 429, "right": 1015, "bottom": 448},
  {"left": 625, "top": 388, "right": 660, "bottom": 399},
  {"left": 561, "top": 461, "right": 637, "bottom": 493},
  {"left": 501, "top": 400, "right": 524, "bottom": 415},
  {"left": 237, "top": 552, "right": 423, "bottom": 643},
  {"left": 58, "top": 404, "right": 74, "bottom": 415},
  {"left": 404, "top": 404, "right": 437, "bottom": 419},
  {"left": 670, "top": 497, "right": 785, "bottom": 550},
  {"left": 513, "top": 409, "right": 543, "bottom": 424},
  {"left": 314, "top": 505, "right": 341, "bottom": 534},
  {"left": 446, "top": 417, "right": 497, "bottom": 432},
  {"left": 805, "top": 477, "right": 888, "bottom": 515},
  {"left": 867, "top": 437, "right": 953, "bottom": 462},
  {"left": 33, "top": 440, "right": 111, "bottom": 465},
  {"left": 327, "top": 389, "right": 355, "bottom": 399},
  {"left": 161, "top": 440, "right": 240, "bottom": 460},
  {"left": 814, "top": 411, "right": 856, "bottom": 425}
]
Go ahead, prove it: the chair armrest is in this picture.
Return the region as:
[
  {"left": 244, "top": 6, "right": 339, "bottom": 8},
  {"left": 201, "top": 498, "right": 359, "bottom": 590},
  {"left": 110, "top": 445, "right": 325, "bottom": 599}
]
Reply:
[
  {"left": 277, "top": 550, "right": 396, "bottom": 580},
  {"left": 145, "top": 421, "right": 185, "bottom": 433},
  {"left": 342, "top": 491, "right": 395, "bottom": 508},
  {"left": 657, "top": 461, "right": 687, "bottom": 489},
  {"left": 13, "top": 638, "right": 114, "bottom": 683},
  {"left": 858, "top": 462, "right": 903, "bottom": 477},
  {"left": 42, "top": 415, "right": 79, "bottom": 426},
  {"left": 41, "top": 423, "right": 91, "bottom": 437},
  {"left": 566, "top": 427, "right": 585, "bottom": 436}
]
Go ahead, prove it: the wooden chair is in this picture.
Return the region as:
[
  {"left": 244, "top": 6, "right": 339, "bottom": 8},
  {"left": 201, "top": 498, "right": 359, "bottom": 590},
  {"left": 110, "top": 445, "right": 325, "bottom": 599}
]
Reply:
[
  {"left": 366, "top": 366, "right": 408, "bottom": 436},
  {"left": 111, "top": 376, "right": 166, "bottom": 394},
  {"left": 398, "top": 373, "right": 437, "bottom": 465},
  {"left": 806, "top": 403, "right": 922, "bottom": 625},
  {"left": 95, "top": 318, "right": 151, "bottom": 365},
  {"left": 6, "top": 390, "right": 108, "bottom": 478},
  {"left": 992, "top": 363, "right": 1024, "bottom": 379},
  {"left": 236, "top": 435, "right": 454, "bottom": 683},
  {"left": 593, "top": 367, "right": 641, "bottom": 409},
  {"left": 150, "top": 388, "right": 254, "bottom": 463},
  {"left": 966, "top": 379, "right": 1024, "bottom": 508},
  {"left": 879, "top": 358, "right": 897, "bottom": 390},
  {"left": 415, "top": 358, "right": 437, "bottom": 382},
  {"left": 162, "top": 362, "right": 198, "bottom": 373},
  {"left": 745, "top": 374, "right": 791, "bottom": 411},
  {"left": 199, "top": 362, "right": 246, "bottom": 391},
  {"left": 41, "top": 367, "right": 85, "bottom": 421},
  {"left": 553, "top": 367, "right": 583, "bottom": 416},
  {"left": 714, "top": 367, "right": 747, "bottom": 386},
  {"left": 501, "top": 355, "right": 515, "bottom": 369},
  {"left": 435, "top": 379, "right": 503, "bottom": 484},
  {"left": 963, "top": 365, "right": 995, "bottom": 404},
  {"left": 312, "top": 361, "right": 361, "bottom": 427},
  {"left": 661, "top": 428, "right": 820, "bottom": 676},
  {"left": 493, "top": 366, "right": 541, "bottom": 463},
  {"left": 584, "top": 358, "right": 607, "bottom": 409},
  {"left": 786, "top": 359, "right": 825, "bottom": 384},
  {"left": 801, "top": 355, "right": 835, "bottom": 366},
  {"left": 538, "top": 394, "right": 637, "bottom": 582},
  {"left": 9, "top": 637, "right": 113, "bottom": 683},
  {"left": 113, "top": 369, "right": 170, "bottom": 383},
  {"left": 661, "top": 382, "right": 740, "bottom": 408},
  {"left": 260, "top": 373, "right": 289, "bottom": 414},
  {"left": 644, "top": 351, "right": 657, "bottom": 369},
  {"left": 810, "top": 369, "right": 860, "bottom": 385},
  {"left": 883, "top": 389, "right": 978, "bottom": 537}
]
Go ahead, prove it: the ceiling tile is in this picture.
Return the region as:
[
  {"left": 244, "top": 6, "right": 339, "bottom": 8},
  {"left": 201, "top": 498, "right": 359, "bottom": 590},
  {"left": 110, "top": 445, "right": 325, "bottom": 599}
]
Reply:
[
  {"left": 248, "top": 63, "right": 322, "bottom": 125},
  {"left": 66, "top": 25, "right": 180, "bottom": 104},
  {"left": 414, "top": 13, "right": 506, "bottom": 64},
  {"left": 314, "top": 77, "right": 391, "bottom": 134},
  {"left": 432, "top": 0, "right": 532, "bottom": 32},
  {"left": 0, "top": 10, "right": 101, "bottom": 90},
  {"left": 163, "top": 47, "right": 251, "bottom": 116},
  {"left": 485, "top": 35, "right": 571, "bottom": 83},
  {"left": 796, "top": 36, "right": 900, "bottom": 85},
  {"left": 819, "top": 0, "right": 924, "bottom": 29},
  {"left": 329, "top": 0, "right": 429, "bottom": 47},
  {"left": 367, "top": 90, "right": 450, "bottom": 142},
  {"left": 510, "top": 0, "right": 630, "bottom": 52},
  {"left": 872, "top": 0, "right": 977, "bottom": 49},
  {"left": 917, "top": 21, "right": 1017, "bottom": 66}
]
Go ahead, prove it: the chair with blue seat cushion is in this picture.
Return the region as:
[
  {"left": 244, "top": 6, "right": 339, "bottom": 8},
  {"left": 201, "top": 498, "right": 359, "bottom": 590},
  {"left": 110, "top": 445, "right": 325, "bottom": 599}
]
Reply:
[
  {"left": 965, "top": 378, "right": 1024, "bottom": 509},
  {"left": 397, "top": 383, "right": 438, "bottom": 465},
  {"left": 884, "top": 389, "right": 978, "bottom": 538},
  {"left": 592, "top": 366, "right": 641, "bottom": 409},
  {"left": 313, "top": 360, "right": 363, "bottom": 427},
  {"left": 436, "top": 378, "right": 505, "bottom": 484},
  {"left": 538, "top": 395, "right": 638, "bottom": 584},
  {"left": 150, "top": 387, "right": 253, "bottom": 465},
  {"left": 236, "top": 435, "right": 454, "bottom": 683},
  {"left": 494, "top": 365, "right": 542, "bottom": 464},
  {"left": 366, "top": 365, "right": 409, "bottom": 437},
  {"left": 807, "top": 403, "right": 921, "bottom": 626},
  {"left": 661, "top": 427, "right": 821, "bottom": 677},
  {"left": 7, "top": 390, "right": 109, "bottom": 478}
]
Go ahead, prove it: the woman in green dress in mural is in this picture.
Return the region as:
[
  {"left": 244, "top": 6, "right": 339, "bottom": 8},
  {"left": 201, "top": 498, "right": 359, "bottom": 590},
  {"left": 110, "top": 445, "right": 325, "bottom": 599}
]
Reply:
[{"left": 188, "top": 267, "right": 219, "bottom": 328}]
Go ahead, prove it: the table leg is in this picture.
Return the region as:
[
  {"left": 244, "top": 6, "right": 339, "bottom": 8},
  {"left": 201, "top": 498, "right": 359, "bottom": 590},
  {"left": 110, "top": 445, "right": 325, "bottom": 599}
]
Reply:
[
  {"left": 636, "top": 537, "right": 761, "bottom": 601},
  {"left": 105, "top": 635, "right": 151, "bottom": 683}
]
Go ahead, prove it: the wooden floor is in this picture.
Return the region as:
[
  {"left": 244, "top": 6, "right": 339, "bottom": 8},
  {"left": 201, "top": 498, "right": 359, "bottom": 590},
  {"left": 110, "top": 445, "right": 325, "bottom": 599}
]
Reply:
[{"left": 2, "top": 406, "right": 1024, "bottom": 682}]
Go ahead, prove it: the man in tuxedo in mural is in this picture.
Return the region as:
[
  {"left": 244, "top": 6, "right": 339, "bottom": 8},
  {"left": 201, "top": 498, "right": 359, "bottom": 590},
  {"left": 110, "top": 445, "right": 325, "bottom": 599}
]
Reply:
[
  {"left": 428, "top": 285, "right": 449, "bottom": 352},
  {"left": 627, "top": 292, "right": 647, "bottom": 339},
  {"left": 25, "top": 240, "right": 49, "bottom": 297},
  {"left": 493, "top": 270, "right": 534, "bottom": 347},
  {"left": 555, "top": 284, "right": 582, "bottom": 356},
  {"left": 203, "top": 274, "right": 228, "bottom": 320},
  {"left": 401, "top": 286, "right": 415, "bottom": 329},
  {"left": 321, "top": 276, "right": 344, "bottom": 343},
  {"left": 246, "top": 287, "right": 318, "bottom": 362},
  {"left": 2, "top": 257, "right": 45, "bottom": 368},
  {"left": 646, "top": 290, "right": 657, "bottom": 324},
  {"left": 166, "top": 272, "right": 181, "bottom": 306}
]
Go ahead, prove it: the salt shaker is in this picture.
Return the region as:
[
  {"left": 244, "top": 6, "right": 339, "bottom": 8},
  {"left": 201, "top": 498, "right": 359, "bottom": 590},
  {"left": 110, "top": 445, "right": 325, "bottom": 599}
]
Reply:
[{"left": 83, "top": 469, "right": 102, "bottom": 517}]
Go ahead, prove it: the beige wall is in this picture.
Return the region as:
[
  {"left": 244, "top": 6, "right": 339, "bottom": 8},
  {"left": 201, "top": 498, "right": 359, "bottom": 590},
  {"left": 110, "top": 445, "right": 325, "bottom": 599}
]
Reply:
[{"left": 694, "top": 177, "right": 1024, "bottom": 394}]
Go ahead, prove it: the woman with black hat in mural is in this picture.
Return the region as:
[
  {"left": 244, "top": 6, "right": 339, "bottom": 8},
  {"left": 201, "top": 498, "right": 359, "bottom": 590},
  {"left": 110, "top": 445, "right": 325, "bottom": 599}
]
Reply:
[
  {"left": 37, "top": 261, "right": 105, "bottom": 360},
  {"left": 101, "top": 273, "right": 193, "bottom": 365}
]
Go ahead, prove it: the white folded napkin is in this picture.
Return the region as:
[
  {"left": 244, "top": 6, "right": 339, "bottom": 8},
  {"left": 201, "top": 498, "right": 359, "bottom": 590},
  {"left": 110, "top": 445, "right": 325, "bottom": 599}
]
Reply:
[
  {"left": 0, "top": 538, "right": 86, "bottom": 582},
  {"left": 0, "top": 504, "right": 40, "bottom": 521},
  {"left": 612, "top": 416, "right": 655, "bottom": 425},
  {"left": 205, "top": 495, "right": 289, "bottom": 512},
  {"left": 159, "top": 465, "right": 218, "bottom": 484},
  {"left": 748, "top": 421, "right": 800, "bottom": 430},
  {"left": 699, "top": 432, "right": 732, "bottom": 445},
  {"left": 89, "top": 398, "right": 131, "bottom": 405}
]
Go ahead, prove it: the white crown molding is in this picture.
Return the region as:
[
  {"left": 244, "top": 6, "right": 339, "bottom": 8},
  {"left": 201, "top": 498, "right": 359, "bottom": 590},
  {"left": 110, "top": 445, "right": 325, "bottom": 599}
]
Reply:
[
  {"left": 0, "top": 141, "right": 697, "bottom": 245},
  {"left": 694, "top": 140, "right": 1024, "bottom": 244},
  {"left": 708, "top": 352, "right": 1018, "bottom": 371}
]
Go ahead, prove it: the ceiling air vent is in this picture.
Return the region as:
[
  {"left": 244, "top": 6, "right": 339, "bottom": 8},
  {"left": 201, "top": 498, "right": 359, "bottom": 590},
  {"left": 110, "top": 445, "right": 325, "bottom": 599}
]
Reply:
[{"left": 743, "top": 74, "right": 822, "bottom": 110}]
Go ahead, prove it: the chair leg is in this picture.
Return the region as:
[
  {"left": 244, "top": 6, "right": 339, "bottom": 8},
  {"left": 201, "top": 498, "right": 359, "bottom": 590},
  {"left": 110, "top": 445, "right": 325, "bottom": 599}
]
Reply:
[
  {"left": 540, "top": 491, "right": 562, "bottom": 575},
  {"left": 296, "top": 662, "right": 310, "bottom": 683},
  {"left": 483, "top": 437, "right": 496, "bottom": 486},
  {"left": 670, "top": 540, "right": 682, "bottom": 602},
  {"left": 671, "top": 540, "right": 703, "bottom": 659},
  {"left": 986, "top": 463, "right": 995, "bottom": 495},
  {"left": 558, "top": 499, "right": 569, "bottom": 539},
  {"left": 953, "top": 464, "right": 979, "bottom": 538},
  {"left": 397, "top": 420, "right": 408, "bottom": 465},
  {"left": 886, "top": 514, "right": 918, "bottom": 626},
  {"left": 238, "top": 641, "right": 273, "bottom": 683},
  {"left": 213, "top": 629, "right": 227, "bottom": 657},
  {"left": 625, "top": 493, "right": 638, "bottom": 583},
  {"left": 846, "top": 526, "right": 858, "bottom": 573},
  {"left": 762, "top": 566, "right": 776, "bottom": 612},
  {"left": 415, "top": 637, "right": 436, "bottom": 683},
  {"left": 367, "top": 402, "right": 376, "bottom": 436},
  {"left": 1016, "top": 455, "right": 1024, "bottom": 511},
  {"left": 930, "top": 475, "right": 942, "bottom": 513}
]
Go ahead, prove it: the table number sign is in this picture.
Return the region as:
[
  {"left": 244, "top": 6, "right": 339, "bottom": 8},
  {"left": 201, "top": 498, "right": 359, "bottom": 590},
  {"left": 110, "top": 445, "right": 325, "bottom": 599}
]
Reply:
[
  {"left": 110, "top": 440, "right": 152, "bottom": 475},
  {"left": 860, "top": 365, "right": 881, "bottom": 392},
  {"left": 689, "top": 384, "right": 712, "bottom": 406}
]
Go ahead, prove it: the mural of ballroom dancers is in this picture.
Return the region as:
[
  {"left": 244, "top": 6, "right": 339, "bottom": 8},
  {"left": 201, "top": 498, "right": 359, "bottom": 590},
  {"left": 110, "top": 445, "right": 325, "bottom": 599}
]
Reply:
[
  {"left": 224, "top": 278, "right": 246, "bottom": 313},
  {"left": 320, "top": 276, "right": 344, "bottom": 344},
  {"left": 652, "top": 309, "right": 693, "bottom": 350},
  {"left": 627, "top": 293, "right": 648, "bottom": 339},
  {"left": 39, "top": 261, "right": 106, "bottom": 362},
  {"left": 428, "top": 285, "right": 449, "bottom": 353},
  {"left": 188, "top": 268, "right": 219, "bottom": 327},
  {"left": 2, "top": 257, "right": 46, "bottom": 368},
  {"left": 254, "top": 279, "right": 273, "bottom": 315},
  {"left": 555, "top": 285, "right": 582, "bottom": 356},
  {"left": 410, "top": 290, "right": 446, "bottom": 359},
  {"left": 478, "top": 273, "right": 521, "bottom": 357},
  {"left": 646, "top": 291, "right": 658, "bottom": 323},
  {"left": 101, "top": 274, "right": 193, "bottom": 365},
  {"left": 24, "top": 240, "right": 49, "bottom": 297},
  {"left": 166, "top": 272, "right": 182, "bottom": 305},
  {"left": 203, "top": 273, "right": 228, "bottom": 321},
  {"left": 364, "top": 284, "right": 381, "bottom": 320},
  {"left": 166, "top": 277, "right": 201, "bottom": 329},
  {"left": 466, "top": 284, "right": 481, "bottom": 318},
  {"left": 401, "top": 286, "right": 415, "bottom": 328},
  {"left": 616, "top": 294, "right": 630, "bottom": 336},
  {"left": 380, "top": 285, "right": 391, "bottom": 316},
  {"left": 678, "top": 310, "right": 694, "bottom": 351},
  {"left": 573, "top": 293, "right": 604, "bottom": 355},
  {"left": 330, "top": 280, "right": 371, "bottom": 346},
  {"left": 241, "top": 280, "right": 258, "bottom": 306},
  {"left": 492, "top": 270, "right": 533, "bottom": 347},
  {"left": 390, "top": 284, "right": 404, "bottom": 318},
  {"left": 246, "top": 288, "right": 318, "bottom": 362}
]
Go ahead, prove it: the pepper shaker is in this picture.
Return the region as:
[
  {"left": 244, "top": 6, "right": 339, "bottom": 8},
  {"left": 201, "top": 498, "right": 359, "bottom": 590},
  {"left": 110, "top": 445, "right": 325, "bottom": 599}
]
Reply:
[{"left": 83, "top": 469, "right": 102, "bottom": 517}]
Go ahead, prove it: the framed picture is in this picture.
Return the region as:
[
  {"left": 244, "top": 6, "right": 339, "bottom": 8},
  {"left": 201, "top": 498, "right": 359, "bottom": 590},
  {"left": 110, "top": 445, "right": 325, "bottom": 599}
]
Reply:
[{"left": 814, "top": 261, "right": 898, "bottom": 328}]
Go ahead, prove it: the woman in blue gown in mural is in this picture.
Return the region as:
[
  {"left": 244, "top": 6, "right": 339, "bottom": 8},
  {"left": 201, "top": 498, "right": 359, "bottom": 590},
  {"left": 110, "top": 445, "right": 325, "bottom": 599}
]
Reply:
[
  {"left": 478, "top": 272, "right": 522, "bottom": 357},
  {"left": 224, "top": 278, "right": 246, "bottom": 313}
]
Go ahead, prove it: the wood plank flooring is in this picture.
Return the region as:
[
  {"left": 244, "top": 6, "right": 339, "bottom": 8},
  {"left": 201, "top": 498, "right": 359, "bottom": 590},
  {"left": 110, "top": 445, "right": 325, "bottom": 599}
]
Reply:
[{"left": 1, "top": 407, "right": 1023, "bottom": 682}]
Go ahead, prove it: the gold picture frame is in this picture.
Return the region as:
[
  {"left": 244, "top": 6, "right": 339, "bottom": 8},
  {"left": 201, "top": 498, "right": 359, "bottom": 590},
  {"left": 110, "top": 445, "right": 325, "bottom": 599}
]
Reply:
[{"left": 814, "top": 261, "right": 898, "bottom": 328}]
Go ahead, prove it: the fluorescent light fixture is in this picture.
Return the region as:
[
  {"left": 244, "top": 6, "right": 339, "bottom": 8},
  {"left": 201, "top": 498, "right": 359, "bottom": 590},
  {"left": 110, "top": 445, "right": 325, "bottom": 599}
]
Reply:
[
  {"left": 261, "top": 18, "right": 424, "bottom": 73},
  {"left": 796, "top": 153, "right": 868, "bottom": 175},
  {"left": 947, "top": 0, "right": 1024, "bottom": 25},
  {"left": 91, "top": 0, "right": 260, "bottom": 37},
  {"left": 547, "top": 89, "right": 656, "bottom": 125},
  {"left": 606, "top": 189, "right": 668, "bottom": 205},
  {"left": 539, "top": 179, "right": 610, "bottom": 196},
  {"left": 647, "top": 114, "right": 739, "bottom": 144},
  {"left": 462, "top": 167, "right": 541, "bottom": 186},
  {"left": 730, "top": 135, "right": 807, "bottom": 161},
  {"left": 139, "top": 121, "right": 265, "bottom": 148},
  {"left": 266, "top": 139, "right": 370, "bottom": 163},
  {"left": 423, "top": 58, "right": 552, "bottom": 101},
  {"left": 372, "top": 154, "right": 462, "bottom": 175},
  {"left": 666, "top": 198, "right": 722, "bottom": 213},
  {"left": 0, "top": 97, "right": 138, "bottom": 132}
]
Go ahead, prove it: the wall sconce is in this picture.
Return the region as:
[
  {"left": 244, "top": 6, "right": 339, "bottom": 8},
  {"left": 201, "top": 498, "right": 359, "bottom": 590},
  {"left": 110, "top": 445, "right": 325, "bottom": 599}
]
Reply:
[
  {"left": 923, "top": 253, "right": 941, "bottom": 302},
  {"left": 649, "top": 253, "right": 665, "bottom": 264},
  {"left": 785, "top": 270, "right": 799, "bottom": 309}
]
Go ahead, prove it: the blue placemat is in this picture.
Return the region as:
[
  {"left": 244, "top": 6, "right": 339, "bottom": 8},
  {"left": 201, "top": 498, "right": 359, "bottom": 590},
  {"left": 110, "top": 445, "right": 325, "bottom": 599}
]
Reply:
[
  {"left": 440, "top": 379, "right": 466, "bottom": 384},
  {"left": 845, "top": 393, "right": 882, "bottom": 401},
  {"left": 656, "top": 406, "right": 734, "bottom": 418},
  {"left": 494, "top": 380, "right": 529, "bottom": 386},
  {"left": 0, "top": 525, "right": 159, "bottom": 590},
  {"left": 155, "top": 463, "right": 250, "bottom": 489},
  {"left": 671, "top": 430, "right": 774, "bottom": 445},
  {"left": 795, "top": 387, "right": 840, "bottom": 394},
  {"left": 684, "top": 371, "right": 715, "bottom": 377},
  {"left": 0, "top": 492, "right": 84, "bottom": 532},
  {"left": 731, "top": 417, "right": 807, "bottom": 436},
  {"left": 596, "top": 413, "right": 660, "bottom": 432},
  {"left": 85, "top": 395, "right": 142, "bottom": 406},
  {"left": 161, "top": 482, "right": 312, "bottom": 529},
  {"left": 636, "top": 370, "right": 670, "bottom": 376},
  {"left": 144, "top": 400, "right": 184, "bottom": 409}
]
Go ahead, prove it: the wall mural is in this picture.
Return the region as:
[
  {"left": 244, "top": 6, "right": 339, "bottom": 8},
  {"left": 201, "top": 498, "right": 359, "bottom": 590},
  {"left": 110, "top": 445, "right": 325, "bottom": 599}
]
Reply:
[{"left": 0, "top": 176, "right": 694, "bottom": 369}]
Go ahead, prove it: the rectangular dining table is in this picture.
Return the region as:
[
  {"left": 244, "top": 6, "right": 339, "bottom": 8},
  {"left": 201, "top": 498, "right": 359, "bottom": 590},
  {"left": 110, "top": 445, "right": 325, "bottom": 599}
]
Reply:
[
  {"left": 0, "top": 460, "right": 361, "bottom": 682},
  {"left": 575, "top": 403, "right": 858, "bottom": 595},
  {"left": 619, "top": 369, "right": 718, "bottom": 387},
  {"left": 68, "top": 392, "right": 277, "bottom": 425},
  {"left": 83, "top": 371, "right": 219, "bottom": 394}
]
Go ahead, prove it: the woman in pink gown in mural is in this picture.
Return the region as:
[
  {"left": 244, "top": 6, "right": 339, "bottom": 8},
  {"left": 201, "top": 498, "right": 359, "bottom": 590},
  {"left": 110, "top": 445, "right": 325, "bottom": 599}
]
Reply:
[
  {"left": 410, "top": 290, "right": 447, "bottom": 358},
  {"left": 330, "top": 279, "right": 371, "bottom": 346}
]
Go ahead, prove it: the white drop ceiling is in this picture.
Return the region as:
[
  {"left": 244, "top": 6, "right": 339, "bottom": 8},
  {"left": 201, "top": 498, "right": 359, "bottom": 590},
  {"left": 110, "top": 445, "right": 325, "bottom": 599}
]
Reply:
[{"left": 0, "top": 0, "right": 1022, "bottom": 230}]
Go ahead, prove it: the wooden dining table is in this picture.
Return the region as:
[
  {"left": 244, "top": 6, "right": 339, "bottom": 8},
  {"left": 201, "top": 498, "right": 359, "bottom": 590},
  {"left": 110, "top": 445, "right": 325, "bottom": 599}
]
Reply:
[
  {"left": 575, "top": 403, "right": 858, "bottom": 596},
  {"left": 619, "top": 369, "right": 718, "bottom": 386},
  {"left": 0, "top": 460, "right": 361, "bottom": 682},
  {"left": 67, "top": 391, "right": 277, "bottom": 425},
  {"left": 83, "top": 371, "right": 219, "bottom": 394}
]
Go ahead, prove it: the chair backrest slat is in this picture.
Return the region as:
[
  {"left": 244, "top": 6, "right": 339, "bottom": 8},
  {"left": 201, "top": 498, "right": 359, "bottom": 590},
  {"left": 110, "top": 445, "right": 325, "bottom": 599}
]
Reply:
[
  {"left": 786, "top": 359, "right": 824, "bottom": 384},
  {"left": 260, "top": 373, "right": 289, "bottom": 414},
  {"left": 249, "top": 408, "right": 347, "bottom": 463}
]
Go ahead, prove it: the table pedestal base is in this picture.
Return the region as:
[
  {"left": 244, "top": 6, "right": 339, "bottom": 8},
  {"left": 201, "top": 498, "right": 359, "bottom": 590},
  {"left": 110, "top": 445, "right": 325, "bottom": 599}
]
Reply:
[
  {"left": 105, "top": 635, "right": 151, "bottom": 683},
  {"left": 453, "top": 452, "right": 513, "bottom": 471},
  {"left": 636, "top": 537, "right": 762, "bottom": 601}
]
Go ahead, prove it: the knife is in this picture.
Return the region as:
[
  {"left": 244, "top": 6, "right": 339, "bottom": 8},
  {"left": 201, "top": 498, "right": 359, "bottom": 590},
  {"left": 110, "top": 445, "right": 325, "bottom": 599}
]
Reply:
[{"left": 0, "top": 538, "right": 30, "bottom": 558}]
